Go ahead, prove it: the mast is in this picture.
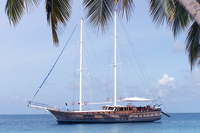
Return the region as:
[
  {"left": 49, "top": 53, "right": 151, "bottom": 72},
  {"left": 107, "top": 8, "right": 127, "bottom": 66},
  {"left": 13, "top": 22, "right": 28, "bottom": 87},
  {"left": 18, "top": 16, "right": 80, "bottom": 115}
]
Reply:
[
  {"left": 114, "top": 10, "right": 117, "bottom": 106},
  {"left": 80, "top": 18, "right": 83, "bottom": 111}
]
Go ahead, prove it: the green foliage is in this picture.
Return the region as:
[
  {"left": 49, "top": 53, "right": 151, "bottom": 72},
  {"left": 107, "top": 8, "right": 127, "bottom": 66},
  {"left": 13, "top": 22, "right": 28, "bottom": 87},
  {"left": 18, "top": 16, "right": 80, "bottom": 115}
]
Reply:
[
  {"left": 186, "top": 22, "right": 200, "bottom": 70},
  {"left": 83, "top": 0, "right": 115, "bottom": 32},
  {"left": 83, "top": 0, "right": 134, "bottom": 32},
  {"left": 5, "top": 0, "right": 40, "bottom": 26},
  {"left": 45, "top": 0, "right": 72, "bottom": 45},
  {"left": 5, "top": 0, "right": 134, "bottom": 44},
  {"left": 5, "top": 0, "right": 71, "bottom": 45},
  {"left": 150, "top": 0, "right": 171, "bottom": 27},
  {"left": 116, "top": 0, "right": 134, "bottom": 20},
  {"left": 169, "top": 1, "right": 191, "bottom": 38},
  {"left": 150, "top": 0, "right": 200, "bottom": 70},
  {"left": 5, "top": 0, "right": 200, "bottom": 69}
]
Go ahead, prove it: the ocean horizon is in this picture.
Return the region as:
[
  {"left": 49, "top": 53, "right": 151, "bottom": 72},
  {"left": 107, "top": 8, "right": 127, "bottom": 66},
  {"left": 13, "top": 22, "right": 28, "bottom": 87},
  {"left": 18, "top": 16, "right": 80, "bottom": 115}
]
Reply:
[{"left": 1, "top": 113, "right": 200, "bottom": 133}]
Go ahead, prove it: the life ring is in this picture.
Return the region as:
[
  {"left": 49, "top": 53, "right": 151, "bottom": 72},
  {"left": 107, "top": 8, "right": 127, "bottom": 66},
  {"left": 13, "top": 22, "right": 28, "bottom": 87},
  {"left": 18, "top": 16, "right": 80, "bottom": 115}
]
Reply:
[
  {"left": 106, "top": 98, "right": 110, "bottom": 101},
  {"left": 84, "top": 101, "right": 88, "bottom": 105},
  {"left": 119, "top": 97, "right": 122, "bottom": 101},
  {"left": 72, "top": 101, "right": 75, "bottom": 105}
]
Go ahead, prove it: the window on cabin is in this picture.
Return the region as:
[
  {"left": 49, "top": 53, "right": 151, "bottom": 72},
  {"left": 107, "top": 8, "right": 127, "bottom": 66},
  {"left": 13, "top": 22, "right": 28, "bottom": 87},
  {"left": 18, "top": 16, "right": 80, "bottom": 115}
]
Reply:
[
  {"left": 108, "top": 107, "right": 114, "bottom": 110},
  {"left": 102, "top": 106, "right": 106, "bottom": 110},
  {"left": 120, "top": 108, "right": 123, "bottom": 111},
  {"left": 129, "top": 107, "right": 133, "bottom": 110}
]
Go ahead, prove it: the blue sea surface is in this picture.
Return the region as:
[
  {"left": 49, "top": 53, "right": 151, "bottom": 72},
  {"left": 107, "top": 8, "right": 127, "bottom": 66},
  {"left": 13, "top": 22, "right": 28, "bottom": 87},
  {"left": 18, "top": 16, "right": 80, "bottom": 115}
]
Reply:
[{"left": 0, "top": 113, "right": 200, "bottom": 133}]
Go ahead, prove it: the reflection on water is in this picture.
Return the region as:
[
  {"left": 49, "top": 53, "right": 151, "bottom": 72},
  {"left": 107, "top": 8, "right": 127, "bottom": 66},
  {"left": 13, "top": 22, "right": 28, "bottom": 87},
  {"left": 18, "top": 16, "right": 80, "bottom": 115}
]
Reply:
[{"left": 0, "top": 114, "right": 200, "bottom": 133}]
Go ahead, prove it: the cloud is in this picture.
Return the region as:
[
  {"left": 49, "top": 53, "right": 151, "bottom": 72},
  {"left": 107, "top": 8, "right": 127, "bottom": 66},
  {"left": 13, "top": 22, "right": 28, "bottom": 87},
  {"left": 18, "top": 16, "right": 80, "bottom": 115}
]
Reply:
[
  {"left": 158, "top": 73, "right": 174, "bottom": 85},
  {"left": 156, "top": 74, "right": 176, "bottom": 97},
  {"left": 156, "top": 71, "right": 200, "bottom": 102},
  {"left": 171, "top": 40, "right": 185, "bottom": 53}
]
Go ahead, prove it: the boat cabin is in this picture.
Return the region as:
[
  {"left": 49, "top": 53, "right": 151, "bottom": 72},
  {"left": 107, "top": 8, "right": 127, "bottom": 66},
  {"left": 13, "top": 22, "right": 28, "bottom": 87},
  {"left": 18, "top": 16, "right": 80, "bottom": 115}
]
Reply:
[{"left": 101, "top": 105, "right": 152, "bottom": 112}]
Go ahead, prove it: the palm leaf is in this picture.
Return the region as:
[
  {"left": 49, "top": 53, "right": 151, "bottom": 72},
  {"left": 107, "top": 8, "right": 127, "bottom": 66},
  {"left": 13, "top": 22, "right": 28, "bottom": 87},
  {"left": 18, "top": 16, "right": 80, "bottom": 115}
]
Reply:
[
  {"left": 46, "top": 0, "right": 72, "bottom": 45},
  {"left": 115, "top": 0, "right": 134, "bottom": 20},
  {"left": 5, "top": 0, "right": 40, "bottom": 26},
  {"left": 186, "top": 22, "right": 200, "bottom": 70},
  {"left": 169, "top": 1, "right": 191, "bottom": 38},
  {"left": 149, "top": 0, "right": 171, "bottom": 27},
  {"left": 83, "top": 0, "right": 115, "bottom": 32},
  {"left": 24, "top": 0, "right": 41, "bottom": 12}
]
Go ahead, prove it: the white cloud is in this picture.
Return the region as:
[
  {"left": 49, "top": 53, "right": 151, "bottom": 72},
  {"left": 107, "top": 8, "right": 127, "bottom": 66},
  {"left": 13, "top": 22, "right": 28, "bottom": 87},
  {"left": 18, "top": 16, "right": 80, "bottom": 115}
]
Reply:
[
  {"left": 158, "top": 73, "right": 174, "bottom": 85},
  {"left": 171, "top": 40, "right": 185, "bottom": 53},
  {"left": 156, "top": 74, "right": 176, "bottom": 98}
]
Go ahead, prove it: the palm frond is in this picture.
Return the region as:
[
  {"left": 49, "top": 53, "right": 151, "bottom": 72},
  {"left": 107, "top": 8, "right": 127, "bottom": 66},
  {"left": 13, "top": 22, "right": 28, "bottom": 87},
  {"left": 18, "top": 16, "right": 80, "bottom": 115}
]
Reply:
[
  {"left": 46, "top": 0, "right": 72, "bottom": 45},
  {"left": 83, "top": 0, "right": 115, "bottom": 32},
  {"left": 186, "top": 22, "right": 200, "bottom": 70},
  {"left": 5, "top": 0, "right": 40, "bottom": 26},
  {"left": 149, "top": 0, "right": 171, "bottom": 27},
  {"left": 5, "top": 0, "right": 25, "bottom": 26},
  {"left": 169, "top": 1, "right": 190, "bottom": 38},
  {"left": 116, "top": 0, "right": 134, "bottom": 20},
  {"left": 24, "top": 0, "right": 41, "bottom": 12}
]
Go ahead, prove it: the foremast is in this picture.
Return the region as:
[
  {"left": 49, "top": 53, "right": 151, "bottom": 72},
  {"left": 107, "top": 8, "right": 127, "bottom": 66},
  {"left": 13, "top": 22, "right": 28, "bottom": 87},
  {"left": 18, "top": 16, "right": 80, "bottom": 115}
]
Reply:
[
  {"left": 80, "top": 18, "right": 83, "bottom": 111},
  {"left": 114, "top": 10, "right": 117, "bottom": 106}
]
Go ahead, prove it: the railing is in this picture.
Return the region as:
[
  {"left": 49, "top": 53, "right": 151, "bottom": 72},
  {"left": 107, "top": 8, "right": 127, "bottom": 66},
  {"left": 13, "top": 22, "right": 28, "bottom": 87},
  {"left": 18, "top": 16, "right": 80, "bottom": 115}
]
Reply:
[
  {"left": 27, "top": 101, "right": 54, "bottom": 110},
  {"left": 27, "top": 101, "right": 78, "bottom": 112}
]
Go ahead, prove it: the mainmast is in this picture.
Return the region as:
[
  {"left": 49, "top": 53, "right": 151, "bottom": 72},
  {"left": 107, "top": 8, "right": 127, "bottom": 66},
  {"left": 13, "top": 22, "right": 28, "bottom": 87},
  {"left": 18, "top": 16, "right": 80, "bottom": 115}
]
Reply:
[
  {"left": 114, "top": 10, "right": 117, "bottom": 106},
  {"left": 80, "top": 18, "right": 83, "bottom": 111}
]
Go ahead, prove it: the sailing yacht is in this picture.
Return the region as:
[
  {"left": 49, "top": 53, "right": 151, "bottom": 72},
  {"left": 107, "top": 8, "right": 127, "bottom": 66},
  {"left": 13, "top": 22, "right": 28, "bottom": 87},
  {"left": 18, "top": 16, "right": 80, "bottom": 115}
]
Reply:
[{"left": 28, "top": 11, "right": 168, "bottom": 123}]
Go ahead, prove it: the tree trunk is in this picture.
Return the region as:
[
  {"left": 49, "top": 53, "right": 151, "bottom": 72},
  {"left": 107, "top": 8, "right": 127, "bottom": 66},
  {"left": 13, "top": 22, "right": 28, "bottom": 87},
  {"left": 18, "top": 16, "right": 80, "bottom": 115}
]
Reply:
[{"left": 177, "top": 0, "right": 200, "bottom": 26}]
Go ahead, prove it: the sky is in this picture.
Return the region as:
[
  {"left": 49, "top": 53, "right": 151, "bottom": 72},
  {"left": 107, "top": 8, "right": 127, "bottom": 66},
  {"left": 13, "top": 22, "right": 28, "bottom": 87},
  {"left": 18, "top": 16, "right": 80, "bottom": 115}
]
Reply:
[{"left": 0, "top": 0, "right": 200, "bottom": 114}]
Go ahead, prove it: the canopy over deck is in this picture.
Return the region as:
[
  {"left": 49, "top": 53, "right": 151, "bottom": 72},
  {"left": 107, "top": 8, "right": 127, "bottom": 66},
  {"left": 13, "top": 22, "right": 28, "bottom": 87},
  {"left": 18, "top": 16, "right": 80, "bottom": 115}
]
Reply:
[{"left": 122, "top": 97, "right": 153, "bottom": 102}]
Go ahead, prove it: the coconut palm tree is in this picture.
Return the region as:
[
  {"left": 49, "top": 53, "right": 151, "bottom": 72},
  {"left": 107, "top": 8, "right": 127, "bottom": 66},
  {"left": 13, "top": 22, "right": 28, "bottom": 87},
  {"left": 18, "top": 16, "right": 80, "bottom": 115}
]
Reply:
[
  {"left": 176, "top": 0, "right": 200, "bottom": 26},
  {"left": 149, "top": 0, "right": 200, "bottom": 70}
]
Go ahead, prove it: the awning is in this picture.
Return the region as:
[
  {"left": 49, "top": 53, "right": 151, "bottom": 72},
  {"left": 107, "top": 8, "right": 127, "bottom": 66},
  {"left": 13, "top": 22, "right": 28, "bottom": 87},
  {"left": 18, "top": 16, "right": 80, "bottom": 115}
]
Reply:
[{"left": 121, "top": 97, "right": 153, "bottom": 102}]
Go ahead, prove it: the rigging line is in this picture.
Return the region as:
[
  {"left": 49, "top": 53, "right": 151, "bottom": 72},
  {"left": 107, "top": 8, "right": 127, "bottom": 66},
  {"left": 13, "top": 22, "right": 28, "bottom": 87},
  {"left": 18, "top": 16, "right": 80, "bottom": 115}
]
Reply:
[
  {"left": 117, "top": 39, "right": 137, "bottom": 94},
  {"left": 122, "top": 28, "right": 150, "bottom": 89},
  {"left": 84, "top": 22, "right": 111, "bottom": 99},
  {"left": 118, "top": 41, "right": 126, "bottom": 99},
  {"left": 83, "top": 48, "right": 98, "bottom": 105},
  {"left": 119, "top": 19, "right": 159, "bottom": 102},
  {"left": 65, "top": 26, "right": 79, "bottom": 104},
  {"left": 118, "top": 20, "right": 153, "bottom": 99},
  {"left": 83, "top": 23, "right": 101, "bottom": 103},
  {"left": 117, "top": 24, "right": 136, "bottom": 89},
  {"left": 72, "top": 25, "right": 80, "bottom": 105},
  {"left": 118, "top": 38, "right": 148, "bottom": 96},
  {"left": 82, "top": 44, "right": 92, "bottom": 108},
  {"left": 117, "top": 22, "right": 145, "bottom": 98},
  {"left": 31, "top": 24, "right": 78, "bottom": 101},
  {"left": 125, "top": 31, "right": 155, "bottom": 98}
]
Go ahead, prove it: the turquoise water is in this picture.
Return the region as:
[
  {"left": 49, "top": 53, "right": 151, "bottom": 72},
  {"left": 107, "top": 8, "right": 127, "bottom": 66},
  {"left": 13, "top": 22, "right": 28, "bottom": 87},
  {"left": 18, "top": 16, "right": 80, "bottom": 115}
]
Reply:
[{"left": 0, "top": 113, "right": 200, "bottom": 133}]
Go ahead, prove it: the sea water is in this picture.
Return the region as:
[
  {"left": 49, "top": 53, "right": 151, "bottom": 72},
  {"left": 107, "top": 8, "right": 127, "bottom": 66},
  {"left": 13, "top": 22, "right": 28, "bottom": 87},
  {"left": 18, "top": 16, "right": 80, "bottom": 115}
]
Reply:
[{"left": 0, "top": 113, "right": 200, "bottom": 133}]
